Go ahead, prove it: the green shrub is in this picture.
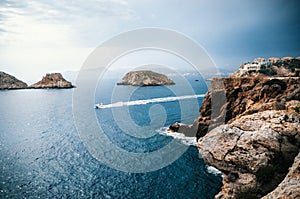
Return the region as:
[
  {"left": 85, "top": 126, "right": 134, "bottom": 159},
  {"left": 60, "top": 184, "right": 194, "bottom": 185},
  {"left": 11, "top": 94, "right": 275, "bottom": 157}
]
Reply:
[{"left": 294, "top": 105, "right": 300, "bottom": 113}]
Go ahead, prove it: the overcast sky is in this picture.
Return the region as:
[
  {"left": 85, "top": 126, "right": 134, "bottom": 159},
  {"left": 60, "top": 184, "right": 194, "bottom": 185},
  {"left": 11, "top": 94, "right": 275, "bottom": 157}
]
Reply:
[{"left": 0, "top": 0, "right": 299, "bottom": 82}]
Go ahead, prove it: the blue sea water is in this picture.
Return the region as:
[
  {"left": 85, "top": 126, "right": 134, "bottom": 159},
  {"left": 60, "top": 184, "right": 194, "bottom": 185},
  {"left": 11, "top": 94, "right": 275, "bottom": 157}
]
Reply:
[{"left": 0, "top": 74, "right": 222, "bottom": 198}]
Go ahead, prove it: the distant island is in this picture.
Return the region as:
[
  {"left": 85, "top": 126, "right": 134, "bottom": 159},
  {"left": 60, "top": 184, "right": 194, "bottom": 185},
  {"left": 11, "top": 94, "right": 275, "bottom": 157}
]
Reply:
[
  {"left": 30, "top": 73, "right": 74, "bottom": 89},
  {"left": 117, "top": 70, "right": 175, "bottom": 86},
  {"left": 0, "top": 71, "right": 28, "bottom": 89},
  {"left": 0, "top": 71, "right": 75, "bottom": 90}
]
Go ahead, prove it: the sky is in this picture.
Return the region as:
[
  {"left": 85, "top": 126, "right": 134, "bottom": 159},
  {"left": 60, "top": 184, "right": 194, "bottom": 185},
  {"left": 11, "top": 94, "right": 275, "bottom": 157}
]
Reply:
[{"left": 0, "top": 0, "right": 300, "bottom": 82}]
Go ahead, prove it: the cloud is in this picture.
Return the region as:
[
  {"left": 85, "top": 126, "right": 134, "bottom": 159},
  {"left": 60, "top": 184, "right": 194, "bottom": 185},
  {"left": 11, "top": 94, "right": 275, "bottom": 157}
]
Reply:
[
  {"left": 0, "top": 0, "right": 139, "bottom": 48},
  {"left": 0, "top": 0, "right": 299, "bottom": 80}
]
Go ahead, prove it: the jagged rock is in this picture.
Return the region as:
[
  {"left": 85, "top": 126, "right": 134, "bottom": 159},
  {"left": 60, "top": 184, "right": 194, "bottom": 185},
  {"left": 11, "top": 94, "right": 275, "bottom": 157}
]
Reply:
[
  {"left": 0, "top": 71, "right": 28, "bottom": 89},
  {"left": 198, "top": 110, "right": 300, "bottom": 198},
  {"left": 193, "top": 77, "right": 300, "bottom": 140},
  {"left": 30, "top": 73, "right": 74, "bottom": 89},
  {"left": 117, "top": 70, "right": 175, "bottom": 86}
]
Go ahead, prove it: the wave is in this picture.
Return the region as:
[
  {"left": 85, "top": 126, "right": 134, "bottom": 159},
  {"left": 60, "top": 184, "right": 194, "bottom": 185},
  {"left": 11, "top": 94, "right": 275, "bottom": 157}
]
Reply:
[
  {"left": 96, "top": 94, "right": 205, "bottom": 109},
  {"left": 206, "top": 166, "right": 223, "bottom": 176},
  {"left": 157, "top": 127, "right": 197, "bottom": 146}
]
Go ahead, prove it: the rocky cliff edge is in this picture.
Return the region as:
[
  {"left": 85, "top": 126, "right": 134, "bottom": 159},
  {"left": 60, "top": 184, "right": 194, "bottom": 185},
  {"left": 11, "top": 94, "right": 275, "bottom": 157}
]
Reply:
[{"left": 172, "top": 77, "right": 300, "bottom": 198}]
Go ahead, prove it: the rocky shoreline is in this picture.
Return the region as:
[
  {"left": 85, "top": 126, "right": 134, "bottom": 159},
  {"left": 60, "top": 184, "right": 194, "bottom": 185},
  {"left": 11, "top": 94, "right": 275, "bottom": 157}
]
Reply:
[
  {"left": 0, "top": 72, "right": 75, "bottom": 90},
  {"left": 171, "top": 76, "right": 300, "bottom": 198}
]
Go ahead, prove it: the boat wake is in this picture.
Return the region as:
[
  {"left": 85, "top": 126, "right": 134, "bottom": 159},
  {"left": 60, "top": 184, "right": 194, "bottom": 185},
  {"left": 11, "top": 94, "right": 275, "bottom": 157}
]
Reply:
[{"left": 95, "top": 94, "right": 205, "bottom": 109}]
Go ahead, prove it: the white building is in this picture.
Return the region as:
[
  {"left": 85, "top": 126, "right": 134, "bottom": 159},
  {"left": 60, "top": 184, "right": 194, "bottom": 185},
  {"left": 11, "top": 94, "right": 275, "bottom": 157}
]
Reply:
[{"left": 240, "top": 63, "right": 261, "bottom": 74}]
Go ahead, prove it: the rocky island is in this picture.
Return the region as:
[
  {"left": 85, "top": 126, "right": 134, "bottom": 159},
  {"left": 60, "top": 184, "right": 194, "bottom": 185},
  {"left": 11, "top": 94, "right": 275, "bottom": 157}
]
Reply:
[
  {"left": 30, "top": 73, "right": 75, "bottom": 89},
  {"left": 170, "top": 57, "right": 300, "bottom": 198},
  {"left": 117, "top": 70, "right": 175, "bottom": 86},
  {"left": 0, "top": 71, "right": 28, "bottom": 89}
]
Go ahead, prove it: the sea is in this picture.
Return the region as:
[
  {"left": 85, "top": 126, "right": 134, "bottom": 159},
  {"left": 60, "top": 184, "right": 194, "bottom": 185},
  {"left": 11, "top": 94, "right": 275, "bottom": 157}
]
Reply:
[{"left": 0, "top": 73, "right": 222, "bottom": 198}]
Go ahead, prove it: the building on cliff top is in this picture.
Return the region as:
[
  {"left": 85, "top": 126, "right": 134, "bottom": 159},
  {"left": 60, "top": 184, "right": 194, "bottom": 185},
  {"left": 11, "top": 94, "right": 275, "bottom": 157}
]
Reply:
[
  {"left": 254, "top": 57, "right": 266, "bottom": 65},
  {"left": 281, "top": 56, "right": 293, "bottom": 61},
  {"left": 268, "top": 57, "right": 280, "bottom": 63}
]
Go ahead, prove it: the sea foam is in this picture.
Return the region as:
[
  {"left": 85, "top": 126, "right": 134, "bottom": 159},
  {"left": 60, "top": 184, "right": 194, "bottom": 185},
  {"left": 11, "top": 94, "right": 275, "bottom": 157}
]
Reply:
[{"left": 157, "top": 127, "right": 197, "bottom": 146}]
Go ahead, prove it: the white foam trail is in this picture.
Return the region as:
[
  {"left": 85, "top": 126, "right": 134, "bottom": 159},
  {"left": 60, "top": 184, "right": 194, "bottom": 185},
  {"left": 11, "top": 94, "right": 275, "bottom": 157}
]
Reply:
[
  {"left": 96, "top": 94, "right": 205, "bottom": 109},
  {"left": 157, "top": 127, "right": 197, "bottom": 146}
]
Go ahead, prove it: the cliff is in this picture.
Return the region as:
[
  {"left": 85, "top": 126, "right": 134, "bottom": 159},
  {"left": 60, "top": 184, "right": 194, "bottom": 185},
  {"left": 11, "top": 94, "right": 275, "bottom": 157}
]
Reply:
[
  {"left": 0, "top": 71, "right": 28, "bottom": 89},
  {"left": 198, "top": 110, "right": 299, "bottom": 198},
  {"left": 172, "top": 77, "right": 300, "bottom": 198},
  {"left": 195, "top": 77, "right": 299, "bottom": 140},
  {"left": 30, "top": 73, "right": 74, "bottom": 89},
  {"left": 117, "top": 70, "right": 175, "bottom": 86}
]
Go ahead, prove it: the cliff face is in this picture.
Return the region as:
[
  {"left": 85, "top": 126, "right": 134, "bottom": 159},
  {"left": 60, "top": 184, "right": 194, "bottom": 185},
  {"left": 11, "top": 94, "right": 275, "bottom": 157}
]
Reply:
[
  {"left": 117, "top": 70, "right": 175, "bottom": 86},
  {"left": 30, "top": 73, "right": 74, "bottom": 89},
  {"left": 194, "top": 77, "right": 300, "bottom": 198},
  {"left": 195, "top": 77, "right": 300, "bottom": 140},
  {"left": 0, "top": 71, "right": 28, "bottom": 89},
  {"left": 172, "top": 77, "right": 300, "bottom": 198},
  {"left": 198, "top": 110, "right": 299, "bottom": 198}
]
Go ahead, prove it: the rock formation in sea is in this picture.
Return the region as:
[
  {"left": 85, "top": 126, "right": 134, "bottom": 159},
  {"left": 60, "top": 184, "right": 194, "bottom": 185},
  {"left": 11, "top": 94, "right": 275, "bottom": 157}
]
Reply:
[
  {"left": 171, "top": 76, "right": 300, "bottom": 198},
  {"left": 0, "top": 71, "right": 28, "bottom": 89},
  {"left": 117, "top": 70, "right": 175, "bottom": 86},
  {"left": 30, "top": 73, "right": 74, "bottom": 89}
]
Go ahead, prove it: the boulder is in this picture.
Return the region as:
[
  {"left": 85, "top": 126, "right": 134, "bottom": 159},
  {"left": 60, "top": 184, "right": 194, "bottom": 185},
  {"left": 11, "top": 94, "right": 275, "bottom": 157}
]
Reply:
[{"left": 198, "top": 110, "right": 300, "bottom": 198}]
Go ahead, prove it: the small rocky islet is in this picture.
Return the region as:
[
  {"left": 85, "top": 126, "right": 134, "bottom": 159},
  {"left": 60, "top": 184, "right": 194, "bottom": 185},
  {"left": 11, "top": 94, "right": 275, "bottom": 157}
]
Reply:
[
  {"left": 30, "top": 73, "right": 74, "bottom": 89},
  {"left": 0, "top": 71, "right": 74, "bottom": 90},
  {"left": 0, "top": 71, "right": 28, "bottom": 89},
  {"left": 117, "top": 70, "right": 175, "bottom": 86}
]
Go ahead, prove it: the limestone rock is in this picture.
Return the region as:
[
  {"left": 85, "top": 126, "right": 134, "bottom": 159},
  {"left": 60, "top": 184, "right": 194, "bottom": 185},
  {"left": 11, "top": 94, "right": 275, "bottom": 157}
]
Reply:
[
  {"left": 117, "top": 70, "right": 175, "bottom": 86},
  {"left": 198, "top": 110, "right": 300, "bottom": 198},
  {"left": 195, "top": 77, "right": 300, "bottom": 140},
  {"left": 30, "top": 73, "right": 74, "bottom": 89},
  {"left": 0, "top": 71, "right": 28, "bottom": 89}
]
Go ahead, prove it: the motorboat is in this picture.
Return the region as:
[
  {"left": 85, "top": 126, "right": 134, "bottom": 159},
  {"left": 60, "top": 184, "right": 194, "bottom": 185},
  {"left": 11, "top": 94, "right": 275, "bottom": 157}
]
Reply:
[{"left": 95, "top": 103, "right": 105, "bottom": 109}]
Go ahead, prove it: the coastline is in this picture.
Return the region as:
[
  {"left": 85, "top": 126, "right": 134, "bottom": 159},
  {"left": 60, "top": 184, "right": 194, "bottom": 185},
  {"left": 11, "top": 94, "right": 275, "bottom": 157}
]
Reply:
[{"left": 173, "top": 76, "right": 300, "bottom": 198}]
